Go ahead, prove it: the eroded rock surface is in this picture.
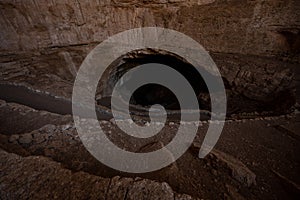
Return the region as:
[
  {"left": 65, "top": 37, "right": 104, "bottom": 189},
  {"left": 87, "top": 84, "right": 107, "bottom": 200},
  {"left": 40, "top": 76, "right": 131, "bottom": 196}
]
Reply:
[
  {"left": 0, "top": 99, "right": 72, "bottom": 135},
  {"left": 1, "top": 101, "right": 299, "bottom": 199},
  {"left": 0, "top": 0, "right": 299, "bottom": 199},
  {"left": 210, "top": 149, "right": 256, "bottom": 187},
  {"left": 0, "top": 0, "right": 299, "bottom": 58},
  {"left": 0, "top": 149, "right": 194, "bottom": 200},
  {"left": 0, "top": 0, "right": 298, "bottom": 114}
]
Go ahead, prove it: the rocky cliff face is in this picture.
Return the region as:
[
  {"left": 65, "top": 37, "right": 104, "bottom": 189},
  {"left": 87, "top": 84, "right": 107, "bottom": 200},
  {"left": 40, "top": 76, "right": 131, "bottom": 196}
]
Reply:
[
  {"left": 0, "top": 0, "right": 299, "bottom": 57},
  {"left": 0, "top": 0, "right": 299, "bottom": 114}
]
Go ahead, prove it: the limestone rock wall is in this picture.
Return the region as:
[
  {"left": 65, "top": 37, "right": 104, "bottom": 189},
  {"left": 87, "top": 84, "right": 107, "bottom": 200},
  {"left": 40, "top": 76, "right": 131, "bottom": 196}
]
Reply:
[
  {"left": 0, "top": 0, "right": 298, "bottom": 113},
  {"left": 0, "top": 0, "right": 299, "bottom": 58}
]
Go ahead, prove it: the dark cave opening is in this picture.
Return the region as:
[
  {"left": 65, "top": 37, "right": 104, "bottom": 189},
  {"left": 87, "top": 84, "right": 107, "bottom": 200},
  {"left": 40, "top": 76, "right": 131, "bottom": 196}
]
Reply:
[
  {"left": 96, "top": 49, "right": 296, "bottom": 117},
  {"left": 130, "top": 83, "right": 180, "bottom": 110},
  {"left": 97, "top": 50, "right": 212, "bottom": 112}
]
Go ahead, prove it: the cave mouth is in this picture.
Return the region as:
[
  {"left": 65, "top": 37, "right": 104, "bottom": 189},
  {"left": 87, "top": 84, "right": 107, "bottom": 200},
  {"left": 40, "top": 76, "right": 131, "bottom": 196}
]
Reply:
[
  {"left": 130, "top": 84, "right": 180, "bottom": 110},
  {"left": 96, "top": 49, "right": 211, "bottom": 113}
]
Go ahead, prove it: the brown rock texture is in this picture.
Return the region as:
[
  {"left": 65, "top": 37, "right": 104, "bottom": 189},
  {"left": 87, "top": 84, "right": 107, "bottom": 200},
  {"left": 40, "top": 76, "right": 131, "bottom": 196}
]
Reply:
[
  {"left": 0, "top": 149, "right": 195, "bottom": 200},
  {"left": 0, "top": 101, "right": 299, "bottom": 199},
  {"left": 0, "top": 0, "right": 298, "bottom": 114},
  {"left": 0, "top": 0, "right": 299, "bottom": 57},
  {"left": 210, "top": 149, "right": 257, "bottom": 187},
  {"left": 0, "top": 1, "right": 299, "bottom": 199}
]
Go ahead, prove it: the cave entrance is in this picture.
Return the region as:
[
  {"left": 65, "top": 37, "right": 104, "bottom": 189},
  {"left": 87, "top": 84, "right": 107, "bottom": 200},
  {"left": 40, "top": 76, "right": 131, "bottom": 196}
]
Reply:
[{"left": 96, "top": 50, "right": 211, "bottom": 113}]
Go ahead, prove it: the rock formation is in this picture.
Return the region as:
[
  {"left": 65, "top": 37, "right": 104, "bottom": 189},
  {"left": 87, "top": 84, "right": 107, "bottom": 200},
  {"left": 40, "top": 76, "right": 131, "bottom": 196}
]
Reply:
[{"left": 0, "top": 0, "right": 299, "bottom": 199}]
